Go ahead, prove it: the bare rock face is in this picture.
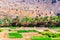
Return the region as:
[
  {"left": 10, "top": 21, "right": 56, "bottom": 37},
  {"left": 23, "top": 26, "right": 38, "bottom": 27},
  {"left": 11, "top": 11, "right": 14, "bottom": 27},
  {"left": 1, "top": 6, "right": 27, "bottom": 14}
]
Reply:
[{"left": 0, "top": 0, "right": 60, "bottom": 19}]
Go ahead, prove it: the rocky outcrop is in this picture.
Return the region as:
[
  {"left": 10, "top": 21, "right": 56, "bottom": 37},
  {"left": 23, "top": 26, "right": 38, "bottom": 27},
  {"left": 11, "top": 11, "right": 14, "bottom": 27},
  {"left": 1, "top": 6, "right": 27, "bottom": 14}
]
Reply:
[{"left": 0, "top": 0, "right": 60, "bottom": 19}]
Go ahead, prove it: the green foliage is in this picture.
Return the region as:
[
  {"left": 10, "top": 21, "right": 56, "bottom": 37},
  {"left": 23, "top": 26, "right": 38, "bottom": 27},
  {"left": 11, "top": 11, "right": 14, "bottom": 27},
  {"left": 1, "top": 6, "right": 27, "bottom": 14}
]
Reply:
[
  {"left": 57, "top": 30, "right": 60, "bottom": 32},
  {"left": 0, "top": 20, "right": 3, "bottom": 24},
  {"left": 52, "top": 38, "right": 60, "bottom": 40},
  {"left": 0, "top": 29, "right": 2, "bottom": 32},
  {"left": 0, "top": 16, "right": 60, "bottom": 27},
  {"left": 55, "top": 34, "right": 60, "bottom": 37},
  {"left": 4, "top": 16, "right": 11, "bottom": 23},
  {"left": 43, "top": 16, "right": 48, "bottom": 21},
  {"left": 21, "top": 16, "right": 36, "bottom": 23},
  {"left": 31, "top": 36, "right": 52, "bottom": 40},
  {"left": 22, "top": 16, "right": 29, "bottom": 22},
  {"left": 28, "top": 30, "right": 38, "bottom": 32},
  {"left": 50, "top": 16, "right": 59, "bottom": 22},
  {"left": 17, "top": 30, "right": 38, "bottom": 33},
  {"left": 44, "top": 29, "right": 50, "bottom": 32},
  {"left": 2, "top": 16, "right": 11, "bottom": 26},
  {"left": 8, "top": 33, "right": 23, "bottom": 38},
  {"left": 39, "top": 31, "right": 60, "bottom": 38},
  {"left": 28, "top": 18, "right": 35, "bottom": 22},
  {"left": 10, "top": 26, "right": 17, "bottom": 29}
]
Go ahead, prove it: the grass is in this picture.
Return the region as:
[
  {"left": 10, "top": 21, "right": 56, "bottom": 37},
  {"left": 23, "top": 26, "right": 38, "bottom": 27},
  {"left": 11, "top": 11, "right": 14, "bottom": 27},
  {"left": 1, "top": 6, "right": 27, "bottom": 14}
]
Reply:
[
  {"left": 31, "top": 35, "right": 52, "bottom": 40},
  {"left": 1, "top": 27, "right": 60, "bottom": 40},
  {"left": 17, "top": 30, "right": 38, "bottom": 33},
  {"left": 55, "top": 34, "right": 60, "bottom": 38},
  {"left": 0, "top": 29, "right": 2, "bottom": 32},
  {"left": 49, "top": 27, "right": 60, "bottom": 29},
  {"left": 10, "top": 31, "right": 17, "bottom": 33},
  {"left": 57, "top": 30, "right": 60, "bottom": 32},
  {"left": 52, "top": 38, "right": 60, "bottom": 40},
  {"left": 8, "top": 33, "right": 23, "bottom": 38},
  {"left": 39, "top": 31, "right": 60, "bottom": 38},
  {"left": 10, "top": 26, "right": 17, "bottom": 29},
  {"left": 31, "top": 32, "right": 60, "bottom": 40}
]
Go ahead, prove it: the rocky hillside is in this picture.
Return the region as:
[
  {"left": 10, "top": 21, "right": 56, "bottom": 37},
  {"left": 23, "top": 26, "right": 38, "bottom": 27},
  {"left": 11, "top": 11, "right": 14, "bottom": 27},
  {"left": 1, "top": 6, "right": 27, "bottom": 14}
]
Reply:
[{"left": 0, "top": 0, "right": 60, "bottom": 19}]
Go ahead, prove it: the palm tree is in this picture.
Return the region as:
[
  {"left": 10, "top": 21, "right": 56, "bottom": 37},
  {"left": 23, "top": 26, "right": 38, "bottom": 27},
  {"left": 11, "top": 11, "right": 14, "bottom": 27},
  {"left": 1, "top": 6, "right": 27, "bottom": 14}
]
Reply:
[
  {"left": 49, "top": 16, "right": 59, "bottom": 27},
  {"left": 0, "top": 20, "right": 3, "bottom": 27},
  {"left": 53, "top": 16, "right": 60, "bottom": 27},
  {"left": 3, "top": 16, "right": 11, "bottom": 27},
  {"left": 21, "top": 16, "right": 30, "bottom": 27},
  {"left": 20, "top": 16, "right": 31, "bottom": 29},
  {"left": 11, "top": 16, "right": 20, "bottom": 26},
  {"left": 39, "top": 17, "right": 46, "bottom": 27},
  {"left": 35, "top": 16, "right": 41, "bottom": 27},
  {"left": 43, "top": 16, "right": 49, "bottom": 27},
  {"left": 29, "top": 18, "right": 36, "bottom": 27}
]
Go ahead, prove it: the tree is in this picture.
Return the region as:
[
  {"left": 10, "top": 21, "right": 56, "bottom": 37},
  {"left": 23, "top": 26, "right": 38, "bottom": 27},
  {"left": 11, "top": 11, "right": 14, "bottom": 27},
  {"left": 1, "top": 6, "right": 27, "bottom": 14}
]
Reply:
[
  {"left": 29, "top": 18, "right": 36, "bottom": 27},
  {"left": 42, "top": 16, "right": 49, "bottom": 27},
  {"left": 49, "top": 16, "right": 59, "bottom": 27},
  {"left": 21, "top": 16, "right": 30, "bottom": 26},
  {"left": 54, "top": 16, "right": 60, "bottom": 27},
  {"left": 3, "top": 16, "right": 11, "bottom": 26},
  {"left": 0, "top": 20, "right": 3, "bottom": 27},
  {"left": 11, "top": 16, "right": 20, "bottom": 26}
]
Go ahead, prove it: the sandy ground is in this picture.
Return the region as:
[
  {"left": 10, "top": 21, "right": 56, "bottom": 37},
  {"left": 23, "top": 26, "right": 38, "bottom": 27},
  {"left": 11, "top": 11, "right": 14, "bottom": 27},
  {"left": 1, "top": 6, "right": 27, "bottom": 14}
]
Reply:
[{"left": 0, "top": 32, "right": 41, "bottom": 40}]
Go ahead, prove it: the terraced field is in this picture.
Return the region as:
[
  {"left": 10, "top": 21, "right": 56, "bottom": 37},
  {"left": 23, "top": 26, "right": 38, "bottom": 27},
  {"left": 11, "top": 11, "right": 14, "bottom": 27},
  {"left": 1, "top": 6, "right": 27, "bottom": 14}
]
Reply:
[{"left": 0, "top": 27, "right": 60, "bottom": 40}]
